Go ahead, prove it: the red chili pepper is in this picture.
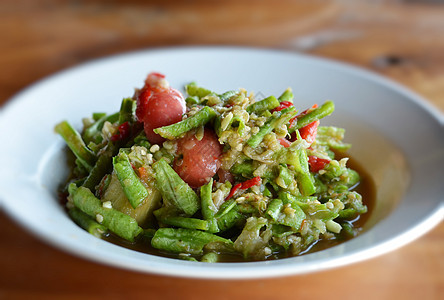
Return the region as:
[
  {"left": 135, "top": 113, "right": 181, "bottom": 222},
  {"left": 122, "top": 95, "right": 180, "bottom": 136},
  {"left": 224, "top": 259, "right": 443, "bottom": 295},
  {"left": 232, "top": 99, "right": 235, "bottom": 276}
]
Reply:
[
  {"left": 225, "top": 183, "right": 242, "bottom": 201},
  {"left": 300, "top": 219, "right": 307, "bottom": 231},
  {"left": 299, "top": 120, "right": 319, "bottom": 144},
  {"left": 241, "top": 176, "right": 261, "bottom": 189},
  {"left": 288, "top": 120, "right": 319, "bottom": 144},
  {"left": 279, "top": 138, "right": 291, "bottom": 148},
  {"left": 110, "top": 121, "right": 131, "bottom": 142},
  {"left": 225, "top": 176, "right": 262, "bottom": 201},
  {"left": 308, "top": 155, "right": 330, "bottom": 172},
  {"left": 272, "top": 101, "right": 294, "bottom": 112}
]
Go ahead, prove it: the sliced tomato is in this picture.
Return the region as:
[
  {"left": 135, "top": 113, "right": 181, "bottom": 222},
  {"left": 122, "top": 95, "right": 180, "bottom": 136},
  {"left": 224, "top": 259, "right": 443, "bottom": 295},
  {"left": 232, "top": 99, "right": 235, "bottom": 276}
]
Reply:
[
  {"left": 136, "top": 73, "right": 186, "bottom": 144},
  {"left": 142, "top": 88, "right": 185, "bottom": 144},
  {"left": 299, "top": 120, "right": 320, "bottom": 144},
  {"left": 308, "top": 155, "right": 330, "bottom": 173},
  {"left": 279, "top": 138, "right": 292, "bottom": 148},
  {"left": 174, "top": 128, "right": 223, "bottom": 188}
]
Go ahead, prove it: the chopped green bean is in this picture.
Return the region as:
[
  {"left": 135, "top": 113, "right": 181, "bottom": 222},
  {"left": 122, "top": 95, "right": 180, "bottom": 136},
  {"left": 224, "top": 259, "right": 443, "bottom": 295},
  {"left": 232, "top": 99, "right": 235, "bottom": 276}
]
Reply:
[
  {"left": 246, "top": 96, "right": 280, "bottom": 114},
  {"left": 83, "top": 112, "right": 119, "bottom": 145},
  {"left": 69, "top": 184, "right": 143, "bottom": 242},
  {"left": 151, "top": 228, "right": 232, "bottom": 255},
  {"left": 82, "top": 150, "right": 113, "bottom": 192},
  {"left": 55, "top": 120, "right": 96, "bottom": 171},
  {"left": 113, "top": 152, "right": 148, "bottom": 209},
  {"left": 118, "top": 98, "right": 136, "bottom": 124},
  {"left": 154, "top": 106, "right": 216, "bottom": 139},
  {"left": 159, "top": 216, "right": 209, "bottom": 231},
  {"left": 266, "top": 199, "right": 283, "bottom": 221},
  {"left": 152, "top": 158, "right": 200, "bottom": 216},
  {"left": 290, "top": 100, "right": 335, "bottom": 132},
  {"left": 278, "top": 88, "right": 294, "bottom": 103},
  {"left": 201, "top": 252, "right": 219, "bottom": 263},
  {"left": 185, "top": 82, "right": 212, "bottom": 99},
  {"left": 200, "top": 179, "right": 216, "bottom": 220},
  {"left": 68, "top": 207, "right": 107, "bottom": 238}
]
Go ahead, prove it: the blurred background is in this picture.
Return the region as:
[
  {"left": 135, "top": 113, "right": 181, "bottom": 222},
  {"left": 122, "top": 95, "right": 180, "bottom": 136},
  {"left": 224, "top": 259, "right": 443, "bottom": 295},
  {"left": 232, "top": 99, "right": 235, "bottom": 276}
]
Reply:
[
  {"left": 0, "top": 0, "right": 443, "bottom": 299},
  {"left": 1, "top": 0, "right": 444, "bottom": 112}
]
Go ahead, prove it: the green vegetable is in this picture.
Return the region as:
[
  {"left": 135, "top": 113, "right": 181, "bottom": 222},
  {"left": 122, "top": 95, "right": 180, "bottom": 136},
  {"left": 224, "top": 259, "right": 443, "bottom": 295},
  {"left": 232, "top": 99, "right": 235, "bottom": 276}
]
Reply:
[
  {"left": 151, "top": 228, "right": 233, "bottom": 255},
  {"left": 278, "top": 88, "right": 294, "bottom": 103},
  {"left": 83, "top": 112, "right": 119, "bottom": 145},
  {"left": 68, "top": 207, "right": 107, "bottom": 238},
  {"left": 118, "top": 98, "right": 136, "bottom": 125},
  {"left": 113, "top": 152, "right": 149, "bottom": 209},
  {"left": 185, "top": 82, "right": 213, "bottom": 99},
  {"left": 290, "top": 100, "right": 335, "bottom": 132},
  {"left": 152, "top": 158, "right": 200, "bottom": 216},
  {"left": 55, "top": 120, "right": 96, "bottom": 171},
  {"left": 200, "top": 179, "right": 216, "bottom": 220},
  {"left": 69, "top": 184, "right": 143, "bottom": 242},
  {"left": 247, "top": 107, "right": 297, "bottom": 148},
  {"left": 201, "top": 252, "right": 219, "bottom": 263},
  {"left": 246, "top": 95, "right": 280, "bottom": 114},
  {"left": 57, "top": 76, "right": 369, "bottom": 262},
  {"left": 154, "top": 106, "right": 216, "bottom": 139}
]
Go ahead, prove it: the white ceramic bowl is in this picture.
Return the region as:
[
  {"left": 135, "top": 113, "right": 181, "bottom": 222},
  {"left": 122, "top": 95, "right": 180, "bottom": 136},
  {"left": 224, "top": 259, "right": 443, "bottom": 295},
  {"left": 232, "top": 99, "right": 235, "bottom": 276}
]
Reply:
[{"left": 0, "top": 47, "right": 443, "bottom": 279}]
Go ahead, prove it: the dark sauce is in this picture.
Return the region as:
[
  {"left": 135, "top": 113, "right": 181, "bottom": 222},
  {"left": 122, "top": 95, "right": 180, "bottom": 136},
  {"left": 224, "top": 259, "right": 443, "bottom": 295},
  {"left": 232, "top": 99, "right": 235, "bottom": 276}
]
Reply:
[{"left": 97, "top": 154, "right": 376, "bottom": 262}]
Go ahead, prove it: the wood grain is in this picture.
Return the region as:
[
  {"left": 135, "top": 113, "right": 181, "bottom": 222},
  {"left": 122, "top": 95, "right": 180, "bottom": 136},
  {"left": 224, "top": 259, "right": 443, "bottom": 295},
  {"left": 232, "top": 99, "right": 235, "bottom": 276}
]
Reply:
[{"left": 0, "top": 1, "right": 442, "bottom": 299}]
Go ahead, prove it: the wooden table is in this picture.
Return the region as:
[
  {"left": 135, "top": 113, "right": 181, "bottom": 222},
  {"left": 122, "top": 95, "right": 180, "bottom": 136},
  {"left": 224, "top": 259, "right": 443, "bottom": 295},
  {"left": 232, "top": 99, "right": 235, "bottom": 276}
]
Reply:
[{"left": 1, "top": 1, "right": 443, "bottom": 299}]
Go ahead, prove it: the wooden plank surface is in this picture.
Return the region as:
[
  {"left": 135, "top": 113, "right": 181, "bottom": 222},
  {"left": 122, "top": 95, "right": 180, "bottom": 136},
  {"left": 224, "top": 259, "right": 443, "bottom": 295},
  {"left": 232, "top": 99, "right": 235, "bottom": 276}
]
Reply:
[{"left": 0, "top": 1, "right": 443, "bottom": 299}]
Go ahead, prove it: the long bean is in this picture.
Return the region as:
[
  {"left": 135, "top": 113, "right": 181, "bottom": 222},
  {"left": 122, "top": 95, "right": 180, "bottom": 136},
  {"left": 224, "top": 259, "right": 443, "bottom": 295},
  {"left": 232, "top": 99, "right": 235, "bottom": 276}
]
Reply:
[
  {"left": 266, "top": 199, "right": 283, "bottom": 221},
  {"left": 151, "top": 228, "right": 232, "bottom": 255},
  {"left": 152, "top": 158, "right": 200, "bottom": 216},
  {"left": 113, "top": 152, "right": 148, "bottom": 209},
  {"left": 83, "top": 112, "right": 119, "bottom": 144},
  {"left": 55, "top": 120, "right": 96, "bottom": 171},
  {"left": 82, "top": 150, "right": 113, "bottom": 192},
  {"left": 185, "top": 82, "right": 212, "bottom": 99},
  {"left": 69, "top": 184, "right": 143, "bottom": 242},
  {"left": 278, "top": 88, "right": 294, "bottom": 103},
  {"left": 246, "top": 96, "right": 280, "bottom": 114},
  {"left": 118, "top": 98, "right": 136, "bottom": 124},
  {"left": 154, "top": 106, "right": 216, "bottom": 139},
  {"left": 200, "top": 252, "right": 219, "bottom": 263},
  {"left": 290, "top": 100, "right": 335, "bottom": 132},
  {"left": 68, "top": 207, "right": 107, "bottom": 238},
  {"left": 160, "top": 216, "right": 209, "bottom": 231},
  {"left": 200, "top": 179, "right": 216, "bottom": 220}
]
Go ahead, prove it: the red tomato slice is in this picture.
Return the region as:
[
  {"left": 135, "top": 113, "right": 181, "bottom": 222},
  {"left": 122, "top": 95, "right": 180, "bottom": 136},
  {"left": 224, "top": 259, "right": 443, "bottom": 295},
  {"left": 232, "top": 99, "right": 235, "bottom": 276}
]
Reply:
[
  {"left": 308, "top": 155, "right": 330, "bottom": 172},
  {"left": 278, "top": 138, "right": 292, "bottom": 148},
  {"left": 174, "top": 128, "right": 223, "bottom": 188},
  {"left": 136, "top": 73, "right": 186, "bottom": 144},
  {"left": 142, "top": 88, "right": 185, "bottom": 144},
  {"left": 299, "top": 120, "right": 320, "bottom": 144}
]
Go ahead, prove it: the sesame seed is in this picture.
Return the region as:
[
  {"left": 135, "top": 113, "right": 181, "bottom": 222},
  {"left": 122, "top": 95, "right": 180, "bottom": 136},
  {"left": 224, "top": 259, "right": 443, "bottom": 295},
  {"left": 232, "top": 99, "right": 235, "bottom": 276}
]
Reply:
[
  {"left": 150, "top": 145, "right": 160, "bottom": 153},
  {"left": 95, "top": 214, "right": 104, "bottom": 224},
  {"left": 102, "top": 201, "right": 112, "bottom": 209}
]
